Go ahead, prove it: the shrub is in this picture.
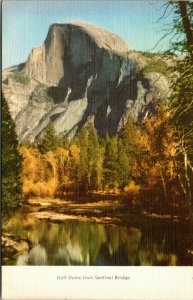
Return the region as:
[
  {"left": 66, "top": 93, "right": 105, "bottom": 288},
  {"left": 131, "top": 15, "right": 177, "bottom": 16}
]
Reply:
[
  {"left": 12, "top": 71, "right": 30, "bottom": 85},
  {"left": 124, "top": 180, "right": 140, "bottom": 194}
]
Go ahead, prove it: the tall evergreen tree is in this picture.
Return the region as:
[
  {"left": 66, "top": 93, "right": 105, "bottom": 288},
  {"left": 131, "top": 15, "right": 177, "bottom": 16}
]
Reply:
[
  {"left": 66, "top": 144, "right": 80, "bottom": 191},
  {"left": 122, "top": 117, "right": 142, "bottom": 174},
  {"left": 87, "top": 123, "right": 103, "bottom": 190},
  {"left": 103, "top": 135, "right": 119, "bottom": 189},
  {"left": 117, "top": 139, "right": 131, "bottom": 189},
  {"left": 38, "top": 121, "right": 60, "bottom": 153},
  {"left": 2, "top": 93, "right": 22, "bottom": 215},
  {"left": 77, "top": 126, "right": 89, "bottom": 191}
]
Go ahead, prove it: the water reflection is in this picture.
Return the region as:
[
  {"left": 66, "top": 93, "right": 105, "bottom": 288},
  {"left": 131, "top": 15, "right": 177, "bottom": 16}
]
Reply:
[
  {"left": 5, "top": 218, "right": 183, "bottom": 266},
  {"left": 17, "top": 244, "right": 47, "bottom": 266}
]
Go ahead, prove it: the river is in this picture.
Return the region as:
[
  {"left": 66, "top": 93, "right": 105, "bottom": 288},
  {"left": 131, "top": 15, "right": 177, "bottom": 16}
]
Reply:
[{"left": 2, "top": 196, "right": 193, "bottom": 266}]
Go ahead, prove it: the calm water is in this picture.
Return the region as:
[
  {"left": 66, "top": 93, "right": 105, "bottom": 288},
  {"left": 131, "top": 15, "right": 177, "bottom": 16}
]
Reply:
[{"left": 3, "top": 208, "right": 193, "bottom": 266}]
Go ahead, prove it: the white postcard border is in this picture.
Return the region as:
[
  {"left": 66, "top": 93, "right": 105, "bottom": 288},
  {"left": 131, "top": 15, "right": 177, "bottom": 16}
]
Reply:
[{"left": 2, "top": 266, "right": 193, "bottom": 300}]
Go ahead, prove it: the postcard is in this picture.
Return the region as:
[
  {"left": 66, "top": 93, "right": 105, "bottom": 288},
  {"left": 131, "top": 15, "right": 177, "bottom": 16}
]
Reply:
[{"left": 1, "top": 0, "right": 193, "bottom": 299}]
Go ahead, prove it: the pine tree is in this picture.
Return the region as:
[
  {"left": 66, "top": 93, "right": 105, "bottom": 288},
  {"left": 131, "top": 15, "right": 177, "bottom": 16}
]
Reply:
[
  {"left": 2, "top": 93, "right": 22, "bottom": 215},
  {"left": 103, "top": 135, "right": 119, "bottom": 189},
  {"left": 38, "top": 121, "right": 60, "bottom": 153},
  {"left": 122, "top": 117, "right": 143, "bottom": 180},
  {"left": 122, "top": 117, "right": 142, "bottom": 160},
  {"left": 66, "top": 144, "right": 80, "bottom": 191},
  {"left": 77, "top": 126, "right": 89, "bottom": 191},
  {"left": 117, "top": 139, "right": 131, "bottom": 189},
  {"left": 87, "top": 123, "right": 103, "bottom": 190}
]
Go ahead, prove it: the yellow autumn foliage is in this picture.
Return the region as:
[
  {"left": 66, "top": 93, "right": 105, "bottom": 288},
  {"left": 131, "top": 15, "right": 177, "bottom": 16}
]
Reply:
[
  {"left": 124, "top": 180, "right": 140, "bottom": 194},
  {"left": 20, "top": 147, "right": 70, "bottom": 196}
]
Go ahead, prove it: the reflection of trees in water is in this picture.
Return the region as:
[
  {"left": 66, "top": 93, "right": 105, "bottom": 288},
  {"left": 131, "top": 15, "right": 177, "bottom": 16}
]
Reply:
[
  {"left": 96, "top": 227, "right": 141, "bottom": 265},
  {"left": 15, "top": 220, "right": 179, "bottom": 266},
  {"left": 138, "top": 236, "right": 178, "bottom": 266},
  {"left": 138, "top": 244, "right": 177, "bottom": 266},
  {"left": 17, "top": 244, "right": 47, "bottom": 265},
  {"left": 54, "top": 222, "right": 107, "bottom": 265}
]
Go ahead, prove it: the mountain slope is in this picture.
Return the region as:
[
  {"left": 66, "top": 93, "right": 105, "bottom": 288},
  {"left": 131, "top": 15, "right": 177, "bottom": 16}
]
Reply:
[{"left": 2, "top": 21, "right": 170, "bottom": 142}]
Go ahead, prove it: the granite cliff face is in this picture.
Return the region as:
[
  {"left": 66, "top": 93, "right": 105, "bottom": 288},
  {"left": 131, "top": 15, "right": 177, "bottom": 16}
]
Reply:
[{"left": 2, "top": 21, "right": 170, "bottom": 142}]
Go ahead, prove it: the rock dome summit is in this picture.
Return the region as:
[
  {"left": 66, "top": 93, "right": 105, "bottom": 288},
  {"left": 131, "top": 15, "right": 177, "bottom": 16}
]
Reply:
[{"left": 2, "top": 21, "right": 170, "bottom": 142}]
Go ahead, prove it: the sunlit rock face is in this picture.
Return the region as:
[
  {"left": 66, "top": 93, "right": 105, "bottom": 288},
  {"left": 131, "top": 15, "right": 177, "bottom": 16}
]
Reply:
[{"left": 2, "top": 21, "right": 170, "bottom": 142}]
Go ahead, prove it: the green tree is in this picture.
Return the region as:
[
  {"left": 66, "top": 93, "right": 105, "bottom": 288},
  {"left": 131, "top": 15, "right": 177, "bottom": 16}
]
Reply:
[
  {"left": 38, "top": 121, "right": 60, "bottom": 153},
  {"left": 117, "top": 139, "right": 131, "bottom": 189},
  {"left": 66, "top": 144, "right": 80, "bottom": 192},
  {"left": 122, "top": 117, "right": 143, "bottom": 175},
  {"left": 2, "top": 93, "right": 22, "bottom": 215},
  {"left": 167, "top": 1, "right": 193, "bottom": 62},
  {"left": 103, "top": 135, "right": 119, "bottom": 189},
  {"left": 77, "top": 126, "right": 89, "bottom": 191},
  {"left": 87, "top": 123, "right": 103, "bottom": 190}
]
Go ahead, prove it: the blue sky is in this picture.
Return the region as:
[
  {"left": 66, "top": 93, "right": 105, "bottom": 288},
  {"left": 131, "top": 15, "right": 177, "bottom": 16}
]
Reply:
[{"left": 2, "top": 0, "right": 172, "bottom": 69}]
